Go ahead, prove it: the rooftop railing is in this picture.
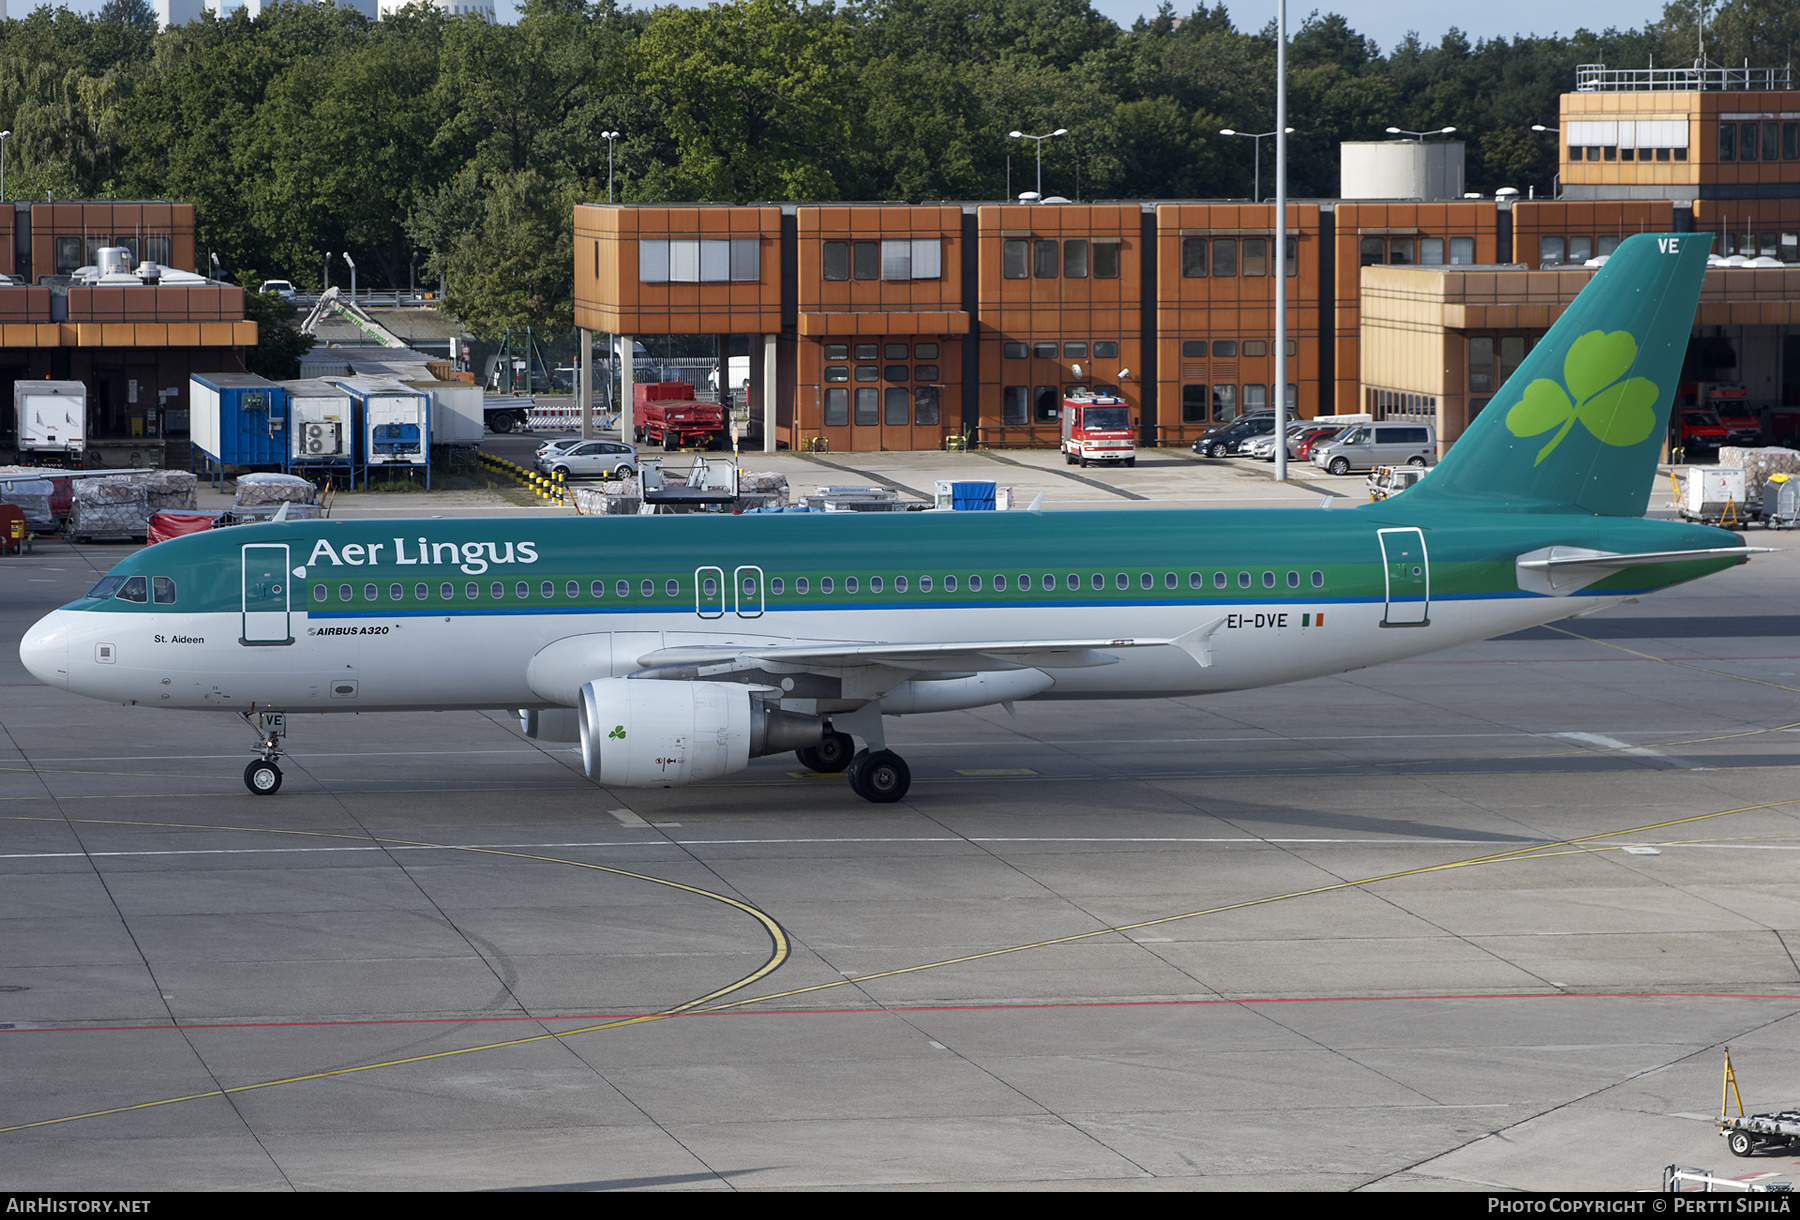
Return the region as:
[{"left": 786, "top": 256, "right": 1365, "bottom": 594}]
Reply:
[{"left": 1575, "top": 63, "right": 1794, "bottom": 92}]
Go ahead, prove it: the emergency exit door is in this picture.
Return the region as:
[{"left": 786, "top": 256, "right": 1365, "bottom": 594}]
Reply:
[
  {"left": 241, "top": 544, "right": 293, "bottom": 645},
  {"left": 1377, "top": 528, "right": 1430, "bottom": 627}
]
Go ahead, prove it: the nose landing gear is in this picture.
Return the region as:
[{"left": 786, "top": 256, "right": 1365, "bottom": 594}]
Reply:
[{"left": 240, "top": 711, "right": 287, "bottom": 795}]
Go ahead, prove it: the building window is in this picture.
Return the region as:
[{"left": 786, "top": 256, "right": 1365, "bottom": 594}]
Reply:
[
  {"left": 1094, "top": 241, "right": 1120, "bottom": 278},
  {"left": 884, "top": 365, "right": 908, "bottom": 382},
  {"left": 1182, "top": 237, "right": 1207, "bottom": 277},
  {"left": 915, "top": 364, "right": 939, "bottom": 381},
  {"left": 1568, "top": 236, "right": 1593, "bottom": 264},
  {"left": 1094, "top": 341, "right": 1118, "bottom": 359},
  {"left": 638, "top": 238, "right": 758, "bottom": 283},
  {"left": 1539, "top": 236, "right": 1565, "bottom": 268},
  {"left": 854, "top": 342, "right": 877, "bottom": 360},
  {"left": 823, "top": 241, "right": 849, "bottom": 280},
  {"left": 825, "top": 343, "right": 848, "bottom": 359},
  {"left": 1063, "top": 342, "right": 1087, "bottom": 359},
  {"left": 1003, "top": 239, "right": 1028, "bottom": 278},
  {"left": 1182, "top": 339, "right": 1206, "bottom": 358},
  {"left": 824, "top": 365, "right": 848, "bottom": 382},
  {"left": 1034, "top": 240, "right": 1059, "bottom": 278},
  {"left": 1212, "top": 340, "right": 1236, "bottom": 358},
  {"left": 884, "top": 387, "right": 909, "bottom": 426},
  {"left": 1740, "top": 122, "right": 1760, "bottom": 162},
  {"left": 1003, "top": 386, "right": 1029, "bottom": 424},
  {"left": 1212, "top": 238, "right": 1237, "bottom": 277},
  {"left": 914, "top": 385, "right": 940, "bottom": 425},
  {"left": 1359, "top": 236, "right": 1384, "bottom": 267},
  {"left": 1242, "top": 340, "right": 1267, "bottom": 357},
  {"left": 916, "top": 343, "right": 939, "bottom": 359},
  {"left": 1469, "top": 337, "right": 1494, "bottom": 393},
  {"left": 854, "top": 387, "right": 878, "bottom": 425},
  {"left": 1064, "top": 240, "right": 1088, "bottom": 278},
  {"left": 1388, "top": 237, "right": 1414, "bottom": 266},
  {"left": 853, "top": 241, "right": 879, "bottom": 280},
  {"left": 1033, "top": 342, "right": 1057, "bottom": 359},
  {"left": 1034, "top": 386, "right": 1059, "bottom": 422},
  {"left": 1449, "top": 236, "right": 1475, "bottom": 265},
  {"left": 1242, "top": 238, "right": 1267, "bottom": 277},
  {"left": 1003, "top": 341, "right": 1027, "bottom": 358},
  {"left": 1181, "top": 385, "right": 1208, "bottom": 423},
  {"left": 824, "top": 388, "right": 849, "bottom": 426},
  {"left": 1212, "top": 384, "right": 1237, "bottom": 420},
  {"left": 1243, "top": 384, "right": 1267, "bottom": 412},
  {"left": 1420, "top": 237, "right": 1444, "bottom": 265}
]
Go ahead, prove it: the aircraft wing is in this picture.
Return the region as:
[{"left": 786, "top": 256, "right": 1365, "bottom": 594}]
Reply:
[
  {"left": 637, "top": 622, "right": 1228, "bottom": 675},
  {"left": 1516, "top": 545, "right": 1769, "bottom": 596}
]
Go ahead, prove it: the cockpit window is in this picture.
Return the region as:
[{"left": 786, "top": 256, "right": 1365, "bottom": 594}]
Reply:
[
  {"left": 115, "top": 576, "right": 148, "bottom": 603},
  {"left": 85, "top": 576, "right": 125, "bottom": 599},
  {"left": 152, "top": 577, "right": 177, "bottom": 605}
]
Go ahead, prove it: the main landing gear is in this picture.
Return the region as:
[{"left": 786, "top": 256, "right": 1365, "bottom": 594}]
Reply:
[
  {"left": 794, "top": 728, "right": 913, "bottom": 803},
  {"left": 240, "top": 711, "right": 287, "bottom": 795}
]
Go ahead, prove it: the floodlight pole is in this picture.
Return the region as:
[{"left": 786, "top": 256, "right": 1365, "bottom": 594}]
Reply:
[{"left": 1274, "top": 0, "right": 1289, "bottom": 482}]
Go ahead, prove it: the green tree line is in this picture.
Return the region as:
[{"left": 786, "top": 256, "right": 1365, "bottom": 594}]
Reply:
[{"left": 3, "top": 0, "right": 1782, "bottom": 338}]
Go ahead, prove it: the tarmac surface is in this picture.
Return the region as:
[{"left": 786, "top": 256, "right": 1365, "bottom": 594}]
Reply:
[{"left": 3, "top": 445, "right": 1799, "bottom": 1191}]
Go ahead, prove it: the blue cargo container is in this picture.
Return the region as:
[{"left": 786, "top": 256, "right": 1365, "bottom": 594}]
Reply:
[{"left": 189, "top": 373, "right": 288, "bottom": 485}]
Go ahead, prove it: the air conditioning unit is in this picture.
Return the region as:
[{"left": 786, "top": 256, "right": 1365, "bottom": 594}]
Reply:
[{"left": 302, "top": 422, "right": 341, "bottom": 456}]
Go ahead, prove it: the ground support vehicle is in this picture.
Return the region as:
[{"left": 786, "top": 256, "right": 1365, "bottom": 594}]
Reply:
[
  {"left": 1680, "top": 466, "right": 1752, "bottom": 525},
  {"left": 1762, "top": 473, "right": 1800, "bottom": 527},
  {"left": 634, "top": 383, "right": 726, "bottom": 451},
  {"left": 1059, "top": 391, "right": 1135, "bottom": 468},
  {"left": 1683, "top": 381, "right": 1761, "bottom": 445},
  {"left": 1722, "top": 1112, "right": 1800, "bottom": 1158},
  {"left": 1367, "top": 465, "right": 1427, "bottom": 501},
  {"left": 14, "top": 381, "right": 87, "bottom": 467}
]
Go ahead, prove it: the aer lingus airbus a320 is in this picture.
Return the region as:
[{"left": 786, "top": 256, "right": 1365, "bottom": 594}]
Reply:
[{"left": 19, "top": 234, "right": 1761, "bottom": 802}]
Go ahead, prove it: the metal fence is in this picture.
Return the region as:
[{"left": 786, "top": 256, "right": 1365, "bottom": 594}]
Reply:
[{"left": 1575, "top": 63, "right": 1793, "bottom": 92}]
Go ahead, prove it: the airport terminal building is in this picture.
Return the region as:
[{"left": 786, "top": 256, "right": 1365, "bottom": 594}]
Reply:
[{"left": 574, "top": 65, "right": 1800, "bottom": 454}]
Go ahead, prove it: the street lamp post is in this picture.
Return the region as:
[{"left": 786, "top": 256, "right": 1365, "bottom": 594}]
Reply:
[
  {"left": 1386, "top": 125, "right": 1458, "bottom": 142},
  {"left": 1007, "top": 128, "right": 1068, "bottom": 199},
  {"left": 1220, "top": 127, "right": 1293, "bottom": 203},
  {"left": 1531, "top": 125, "right": 1561, "bottom": 199},
  {"left": 601, "top": 131, "right": 620, "bottom": 203}
]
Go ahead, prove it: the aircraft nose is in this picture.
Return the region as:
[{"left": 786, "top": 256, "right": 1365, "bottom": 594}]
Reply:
[{"left": 19, "top": 609, "right": 71, "bottom": 690}]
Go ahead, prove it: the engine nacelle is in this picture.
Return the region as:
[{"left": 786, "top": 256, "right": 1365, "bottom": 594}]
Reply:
[{"left": 576, "top": 679, "right": 823, "bottom": 787}]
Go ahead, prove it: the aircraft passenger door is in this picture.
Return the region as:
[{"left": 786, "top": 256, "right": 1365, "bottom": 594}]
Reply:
[
  {"left": 733, "top": 565, "right": 764, "bottom": 619},
  {"left": 241, "top": 543, "right": 293, "bottom": 645},
  {"left": 1377, "top": 528, "right": 1430, "bottom": 627},
  {"left": 695, "top": 566, "right": 724, "bottom": 619}
]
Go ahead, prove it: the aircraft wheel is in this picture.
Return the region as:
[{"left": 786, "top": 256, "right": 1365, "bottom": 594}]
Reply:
[
  {"left": 1408, "top": 456, "right": 1428, "bottom": 467},
  {"left": 797, "top": 730, "right": 856, "bottom": 773},
  {"left": 1729, "top": 1130, "right": 1755, "bottom": 1157},
  {"left": 851, "top": 750, "right": 910, "bottom": 803},
  {"left": 244, "top": 760, "right": 282, "bottom": 795}
]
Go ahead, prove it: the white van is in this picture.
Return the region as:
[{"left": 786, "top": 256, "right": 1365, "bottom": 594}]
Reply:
[{"left": 1311, "top": 424, "right": 1436, "bottom": 475}]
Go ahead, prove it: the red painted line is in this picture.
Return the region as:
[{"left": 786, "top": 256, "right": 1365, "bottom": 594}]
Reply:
[{"left": 7, "top": 990, "right": 1796, "bottom": 1035}]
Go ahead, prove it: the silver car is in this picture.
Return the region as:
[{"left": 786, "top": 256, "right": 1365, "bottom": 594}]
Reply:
[{"left": 535, "top": 439, "right": 639, "bottom": 480}]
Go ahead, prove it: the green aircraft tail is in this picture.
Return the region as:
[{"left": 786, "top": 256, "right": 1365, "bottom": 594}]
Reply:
[{"left": 1402, "top": 232, "right": 1713, "bottom": 517}]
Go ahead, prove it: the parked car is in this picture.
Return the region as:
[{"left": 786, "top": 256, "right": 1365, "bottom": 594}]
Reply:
[
  {"left": 535, "top": 439, "right": 638, "bottom": 480},
  {"left": 1290, "top": 425, "right": 1344, "bottom": 460},
  {"left": 1311, "top": 424, "right": 1437, "bottom": 475},
  {"left": 260, "top": 279, "right": 297, "bottom": 300},
  {"left": 1192, "top": 413, "right": 1277, "bottom": 458}
]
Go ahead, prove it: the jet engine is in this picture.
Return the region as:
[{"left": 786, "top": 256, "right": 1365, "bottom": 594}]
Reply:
[{"left": 576, "top": 678, "right": 823, "bottom": 787}]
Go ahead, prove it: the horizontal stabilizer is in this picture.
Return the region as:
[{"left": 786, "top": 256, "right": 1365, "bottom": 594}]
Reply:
[{"left": 1516, "top": 545, "right": 1766, "bottom": 596}]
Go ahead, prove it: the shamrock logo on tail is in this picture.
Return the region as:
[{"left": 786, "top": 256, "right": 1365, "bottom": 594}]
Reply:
[{"left": 1506, "top": 330, "right": 1660, "bottom": 465}]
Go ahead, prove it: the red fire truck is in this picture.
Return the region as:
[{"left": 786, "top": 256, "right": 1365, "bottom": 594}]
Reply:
[
  {"left": 1060, "top": 389, "right": 1135, "bottom": 468},
  {"left": 633, "top": 383, "right": 727, "bottom": 450}
]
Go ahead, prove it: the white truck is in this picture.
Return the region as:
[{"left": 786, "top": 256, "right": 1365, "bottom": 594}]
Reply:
[{"left": 14, "top": 382, "right": 87, "bottom": 466}]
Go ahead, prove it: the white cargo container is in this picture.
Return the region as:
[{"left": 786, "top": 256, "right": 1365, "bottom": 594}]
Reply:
[
  {"left": 1682, "top": 466, "right": 1749, "bottom": 522},
  {"left": 405, "top": 379, "right": 483, "bottom": 448},
  {"left": 336, "top": 376, "right": 430, "bottom": 486},
  {"left": 13, "top": 382, "right": 86, "bottom": 464},
  {"left": 281, "top": 379, "right": 356, "bottom": 472}
]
